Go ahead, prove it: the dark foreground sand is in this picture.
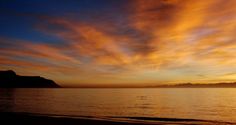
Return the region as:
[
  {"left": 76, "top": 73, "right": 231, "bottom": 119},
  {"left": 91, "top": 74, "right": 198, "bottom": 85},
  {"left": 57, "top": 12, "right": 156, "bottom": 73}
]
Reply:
[{"left": 0, "top": 112, "right": 233, "bottom": 125}]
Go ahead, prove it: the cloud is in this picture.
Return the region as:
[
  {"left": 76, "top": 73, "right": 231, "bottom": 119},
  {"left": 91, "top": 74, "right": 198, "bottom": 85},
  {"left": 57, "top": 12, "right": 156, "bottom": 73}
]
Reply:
[
  {"left": 1, "top": 0, "right": 236, "bottom": 85},
  {"left": 0, "top": 38, "right": 82, "bottom": 76},
  {"left": 0, "top": 38, "right": 80, "bottom": 63}
]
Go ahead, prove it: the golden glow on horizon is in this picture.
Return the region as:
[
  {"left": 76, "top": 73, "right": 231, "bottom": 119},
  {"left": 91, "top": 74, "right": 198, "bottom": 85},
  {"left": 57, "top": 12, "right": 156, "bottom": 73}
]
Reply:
[{"left": 0, "top": 0, "right": 236, "bottom": 86}]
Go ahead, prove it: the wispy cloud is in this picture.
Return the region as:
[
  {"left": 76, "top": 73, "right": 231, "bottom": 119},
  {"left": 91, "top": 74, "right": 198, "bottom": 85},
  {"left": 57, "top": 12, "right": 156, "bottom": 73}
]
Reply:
[{"left": 0, "top": 0, "right": 236, "bottom": 86}]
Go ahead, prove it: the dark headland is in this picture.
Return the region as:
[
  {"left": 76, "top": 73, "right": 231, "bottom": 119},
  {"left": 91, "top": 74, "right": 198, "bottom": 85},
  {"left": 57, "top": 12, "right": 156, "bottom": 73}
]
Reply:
[{"left": 0, "top": 70, "right": 60, "bottom": 88}]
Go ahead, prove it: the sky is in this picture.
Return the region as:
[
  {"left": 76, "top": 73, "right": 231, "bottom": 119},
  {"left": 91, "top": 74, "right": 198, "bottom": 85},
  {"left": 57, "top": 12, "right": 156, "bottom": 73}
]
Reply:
[{"left": 0, "top": 0, "right": 236, "bottom": 87}]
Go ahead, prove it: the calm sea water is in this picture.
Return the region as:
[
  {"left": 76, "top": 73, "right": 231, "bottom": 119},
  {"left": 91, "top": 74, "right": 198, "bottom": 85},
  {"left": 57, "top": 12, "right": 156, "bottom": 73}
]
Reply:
[{"left": 0, "top": 88, "right": 236, "bottom": 123}]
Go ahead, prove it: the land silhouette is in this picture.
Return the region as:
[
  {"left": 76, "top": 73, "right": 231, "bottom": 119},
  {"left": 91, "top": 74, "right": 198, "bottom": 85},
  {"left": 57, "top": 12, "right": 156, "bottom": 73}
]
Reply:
[
  {"left": 0, "top": 70, "right": 236, "bottom": 88},
  {"left": 154, "top": 82, "right": 236, "bottom": 88},
  {"left": 0, "top": 70, "right": 60, "bottom": 88}
]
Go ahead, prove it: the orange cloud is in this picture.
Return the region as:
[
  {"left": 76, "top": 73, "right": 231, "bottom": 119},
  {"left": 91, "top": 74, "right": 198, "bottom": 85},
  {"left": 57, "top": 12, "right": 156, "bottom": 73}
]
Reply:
[{"left": 1, "top": 0, "right": 236, "bottom": 86}]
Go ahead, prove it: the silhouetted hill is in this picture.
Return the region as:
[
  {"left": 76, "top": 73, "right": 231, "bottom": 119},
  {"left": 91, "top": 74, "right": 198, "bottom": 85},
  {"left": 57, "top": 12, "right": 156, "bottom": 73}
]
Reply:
[
  {"left": 0, "top": 70, "right": 60, "bottom": 88},
  {"left": 156, "top": 82, "right": 236, "bottom": 88}
]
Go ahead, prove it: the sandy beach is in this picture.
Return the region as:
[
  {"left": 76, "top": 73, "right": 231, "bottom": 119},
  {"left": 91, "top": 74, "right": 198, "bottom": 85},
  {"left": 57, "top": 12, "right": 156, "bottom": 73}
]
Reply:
[{"left": 0, "top": 112, "right": 229, "bottom": 125}]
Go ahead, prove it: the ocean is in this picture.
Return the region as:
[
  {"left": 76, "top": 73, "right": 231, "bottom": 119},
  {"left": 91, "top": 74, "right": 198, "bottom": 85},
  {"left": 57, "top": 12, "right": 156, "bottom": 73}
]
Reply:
[{"left": 0, "top": 88, "right": 236, "bottom": 124}]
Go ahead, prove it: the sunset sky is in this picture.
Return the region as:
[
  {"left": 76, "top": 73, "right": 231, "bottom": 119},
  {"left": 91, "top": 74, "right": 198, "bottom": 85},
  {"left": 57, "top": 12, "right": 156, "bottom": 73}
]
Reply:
[{"left": 0, "top": 0, "right": 236, "bottom": 87}]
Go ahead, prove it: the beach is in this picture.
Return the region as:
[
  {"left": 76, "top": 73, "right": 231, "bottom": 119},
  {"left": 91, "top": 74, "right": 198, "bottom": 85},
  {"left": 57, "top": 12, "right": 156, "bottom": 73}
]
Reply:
[{"left": 0, "top": 112, "right": 230, "bottom": 125}]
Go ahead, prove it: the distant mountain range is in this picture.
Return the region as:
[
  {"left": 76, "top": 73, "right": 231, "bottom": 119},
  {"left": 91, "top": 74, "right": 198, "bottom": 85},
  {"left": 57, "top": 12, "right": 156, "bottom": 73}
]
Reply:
[
  {"left": 154, "top": 82, "right": 236, "bottom": 88},
  {"left": 0, "top": 70, "right": 60, "bottom": 88}
]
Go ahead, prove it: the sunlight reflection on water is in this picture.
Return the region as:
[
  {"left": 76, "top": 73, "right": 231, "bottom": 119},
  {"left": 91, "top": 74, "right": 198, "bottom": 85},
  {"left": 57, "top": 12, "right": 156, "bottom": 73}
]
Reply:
[{"left": 1, "top": 88, "right": 236, "bottom": 122}]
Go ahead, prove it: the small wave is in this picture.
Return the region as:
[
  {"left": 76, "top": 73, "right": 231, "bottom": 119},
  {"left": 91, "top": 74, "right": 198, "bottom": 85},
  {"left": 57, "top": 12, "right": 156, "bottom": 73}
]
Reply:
[
  {"left": 110, "top": 116, "right": 236, "bottom": 125},
  {"left": 1, "top": 112, "right": 235, "bottom": 125}
]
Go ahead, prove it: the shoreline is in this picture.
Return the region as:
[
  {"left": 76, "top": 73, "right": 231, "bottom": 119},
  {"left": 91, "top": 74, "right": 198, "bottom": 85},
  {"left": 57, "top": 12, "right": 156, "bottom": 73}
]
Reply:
[{"left": 0, "top": 112, "right": 232, "bottom": 125}]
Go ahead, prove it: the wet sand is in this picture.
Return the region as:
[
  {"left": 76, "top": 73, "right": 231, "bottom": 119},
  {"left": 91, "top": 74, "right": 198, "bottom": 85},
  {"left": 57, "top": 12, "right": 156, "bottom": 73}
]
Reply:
[{"left": 0, "top": 112, "right": 232, "bottom": 125}]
